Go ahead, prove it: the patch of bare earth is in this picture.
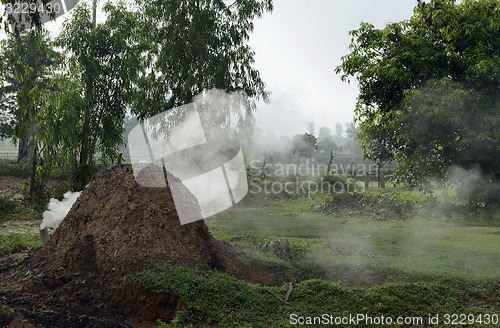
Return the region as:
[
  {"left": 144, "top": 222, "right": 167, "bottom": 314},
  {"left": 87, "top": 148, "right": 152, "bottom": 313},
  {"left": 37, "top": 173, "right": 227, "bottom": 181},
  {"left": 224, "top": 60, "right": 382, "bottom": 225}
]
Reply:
[{"left": 0, "top": 176, "right": 25, "bottom": 196}]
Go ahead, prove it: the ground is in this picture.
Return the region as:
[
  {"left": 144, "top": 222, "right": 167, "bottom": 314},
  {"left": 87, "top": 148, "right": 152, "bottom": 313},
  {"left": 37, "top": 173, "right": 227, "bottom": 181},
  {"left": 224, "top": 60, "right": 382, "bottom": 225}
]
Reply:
[{"left": 0, "top": 164, "right": 499, "bottom": 327}]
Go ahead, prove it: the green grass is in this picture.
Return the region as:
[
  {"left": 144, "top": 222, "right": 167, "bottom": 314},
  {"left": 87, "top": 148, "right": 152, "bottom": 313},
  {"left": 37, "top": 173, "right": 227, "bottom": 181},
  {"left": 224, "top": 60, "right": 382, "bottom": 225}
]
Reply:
[
  {"left": 206, "top": 197, "right": 500, "bottom": 281},
  {"left": 0, "top": 161, "right": 30, "bottom": 177},
  {"left": 0, "top": 210, "right": 43, "bottom": 222},
  {"left": 0, "top": 232, "right": 42, "bottom": 255},
  {"left": 141, "top": 267, "right": 500, "bottom": 327}
]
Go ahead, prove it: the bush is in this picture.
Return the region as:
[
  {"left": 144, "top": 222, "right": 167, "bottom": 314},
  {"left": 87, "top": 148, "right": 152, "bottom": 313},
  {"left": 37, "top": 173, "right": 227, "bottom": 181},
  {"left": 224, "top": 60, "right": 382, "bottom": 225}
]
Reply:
[
  {"left": 0, "top": 162, "right": 30, "bottom": 177},
  {"left": 322, "top": 174, "right": 358, "bottom": 193},
  {"left": 0, "top": 197, "right": 14, "bottom": 214}
]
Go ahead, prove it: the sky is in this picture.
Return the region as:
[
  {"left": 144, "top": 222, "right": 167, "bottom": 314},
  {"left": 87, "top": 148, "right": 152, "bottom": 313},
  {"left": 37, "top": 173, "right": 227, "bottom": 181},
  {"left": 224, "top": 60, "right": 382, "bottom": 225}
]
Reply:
[
  {"left": 249, "top": 0, "right": 417, "bottom": 137},
  {"left": 1, "top": 0, "right": 418, "bottom": 137}
]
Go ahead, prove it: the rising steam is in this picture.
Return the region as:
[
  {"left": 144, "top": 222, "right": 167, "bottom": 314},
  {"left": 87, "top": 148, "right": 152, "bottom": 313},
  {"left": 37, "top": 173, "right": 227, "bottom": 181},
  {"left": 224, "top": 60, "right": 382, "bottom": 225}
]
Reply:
[{"left": 40, "top": 191, "right": 81, "bottom": 229}]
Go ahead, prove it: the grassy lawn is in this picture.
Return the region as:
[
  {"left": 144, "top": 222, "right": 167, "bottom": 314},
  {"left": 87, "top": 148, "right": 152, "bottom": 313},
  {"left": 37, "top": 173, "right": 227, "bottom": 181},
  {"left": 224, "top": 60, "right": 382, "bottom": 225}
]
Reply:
[
  {"left": 206, "top": 197, "right": 500, "bottom": 281},
  {"left": 0, "top": 231, "right": 42, "bottom": 255}
]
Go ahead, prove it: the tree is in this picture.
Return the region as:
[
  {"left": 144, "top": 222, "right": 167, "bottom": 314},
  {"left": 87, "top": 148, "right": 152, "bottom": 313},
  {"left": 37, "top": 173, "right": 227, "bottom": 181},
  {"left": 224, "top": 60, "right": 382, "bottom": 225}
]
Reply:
[
  {"left": 334, "top": 122, "right": 343, "bottom": 139},
  {"left": 0, "top": 30, "right": 57, "bottom": 163},
  {"left": 307, "top": 121, "right": 315, "bottom": 135},
  {"left": 39, "top": 0, "right": 272, "bottom": 190},
  {"left": 133, "top": 0, "right": 273, "bottom": 120},
  {"left": 0, "top": 29, "right": 57, "bottom": 200},
  {"left": 344, "top": 122, "right": 362, "bottom": 156},
  {"left": 317, "top": 136, "right": 339, "bottom": 154},
  {"left": 317, "top": 126, "right": 332, "bottom": 142},
  {"left": 292, "top": 133, "right": 317, "bottom": 165},
  {"left": 39, "top": 1, "right": 143, "bottom": 189},
  {"left": 317, "top": 126, "right": 341, "bottom": 153},
  {"left": 1, "top": 0, "right": 60, "bottom": 33},
  {"left": 336, "top": 0, "right": 499, "bottom": 190}
]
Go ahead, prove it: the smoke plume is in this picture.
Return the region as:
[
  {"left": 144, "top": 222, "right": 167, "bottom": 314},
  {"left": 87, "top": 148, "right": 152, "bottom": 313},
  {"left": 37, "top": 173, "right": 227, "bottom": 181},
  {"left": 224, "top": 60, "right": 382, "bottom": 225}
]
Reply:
[{"left": 40, "top": 191, "right": 81, "bottom": 229}]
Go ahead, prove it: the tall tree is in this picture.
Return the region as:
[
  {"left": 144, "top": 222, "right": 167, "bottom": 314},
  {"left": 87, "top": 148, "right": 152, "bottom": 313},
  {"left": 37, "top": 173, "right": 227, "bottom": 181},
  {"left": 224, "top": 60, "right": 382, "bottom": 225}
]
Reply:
[
  {"left": 292, "top": 133, "right": 317, "bottom": 165},
  {"left": 317, "top": 126, "right": 332, "bottom": 142},
  {"left": 317, "top": 126, "right": 338, "bottom": 153},
  {"left": 334, "top": 122, "right": 343, "bottom": 139},
  {"left": 39, "top": 1, "right": 143, "bottom": 189},
  {"left": 1, "top": 0, "right": 58, "bottom": 32},
  {"left": 307, "top": 121, "right": 315, "bottom": 135},
  {"left": 336, "top": 0, "right": 499, "bottom": 191},
  {"left": 133, "top": 0, "right": 272, "bottom": 121},
  {"left": 0, "top": 31, "right": 56, "bottom": 163}
]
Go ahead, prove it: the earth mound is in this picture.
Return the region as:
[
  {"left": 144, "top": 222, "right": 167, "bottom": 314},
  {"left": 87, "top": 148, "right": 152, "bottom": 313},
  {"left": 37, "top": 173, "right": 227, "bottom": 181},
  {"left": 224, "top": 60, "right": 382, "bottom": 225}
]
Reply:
[
  {"left": 42, "top": 164, "right": 223, "bottom": 274},
  {"left": 2, "top": 164, "right": 277, "bottom": 327}
]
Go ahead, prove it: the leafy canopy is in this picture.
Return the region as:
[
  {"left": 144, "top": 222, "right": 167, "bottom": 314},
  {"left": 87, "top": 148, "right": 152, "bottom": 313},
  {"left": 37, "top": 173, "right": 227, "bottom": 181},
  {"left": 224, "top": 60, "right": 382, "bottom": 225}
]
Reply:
[
  {"left": 133, "top": 0, "right": 272, "bottom": 119},
  {"left": 39, "top": 1, "right": 143, "bottom": 188},
  {"left": 336, "top": 0, "right": 499, "bottom": 186}
]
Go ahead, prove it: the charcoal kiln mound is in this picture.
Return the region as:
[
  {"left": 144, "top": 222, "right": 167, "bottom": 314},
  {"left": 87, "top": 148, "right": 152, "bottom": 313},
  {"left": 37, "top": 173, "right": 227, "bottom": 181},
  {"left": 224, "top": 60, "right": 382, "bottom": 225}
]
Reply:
[
  {"left": 2, "top": 164, "right": 277, "bottom": 327},
  {"left": 42, "top": 164, "right": 222, "bottom": 274},
  {"left": 36, "top": 164, "right": 275, "bottom": 282}
]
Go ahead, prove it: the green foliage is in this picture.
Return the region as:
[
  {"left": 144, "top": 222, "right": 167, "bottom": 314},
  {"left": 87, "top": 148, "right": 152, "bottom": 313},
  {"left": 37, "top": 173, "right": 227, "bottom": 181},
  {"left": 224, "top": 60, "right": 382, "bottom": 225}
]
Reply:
[
  {"left": 33, "top": 0, "right": 272, "bottom": 190},
  {"left": 38, "top": 1, "right": 143, "bottom": 189},
  {"left": 0, "top": 29, "right": 57, "bottom": 199},
  {"left": 383, "top": 191, "right": 432, "bottom": 207},
  {"left": 322, "top": 174, "right": 358, "bottom": 193},
  {"left": 0, "top": 29, "right": 56, "bottom": 142},
  {"left": 0, "top": 232, "right": 42, "bottom": 256},
  {"left": 133, "top": 0, "right": 272, "bottom": 120},
  {"left": 336, "top": 0, "right": 499, "bottom": 188},
  {"left": 292, "top": 133, "right": 317, "bottom": 161},
  {"left": 0, "top": 161, "right": 30, "bottom": 176},
  {"left": 0, "top": 0, "right": 57, "bottom": 33},
  {"left": 0, "top": 196, "right": 14, "bottom": 214}
]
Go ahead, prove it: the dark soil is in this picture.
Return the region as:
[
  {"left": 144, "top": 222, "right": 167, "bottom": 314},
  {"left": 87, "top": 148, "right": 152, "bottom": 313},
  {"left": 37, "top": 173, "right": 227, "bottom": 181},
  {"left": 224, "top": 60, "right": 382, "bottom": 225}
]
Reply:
[
  {"left": 0, "top": 176, "right": 24, "bottom": 196},
  {"left": 1, "top": 164, "right": 278, "bottom": 327}
]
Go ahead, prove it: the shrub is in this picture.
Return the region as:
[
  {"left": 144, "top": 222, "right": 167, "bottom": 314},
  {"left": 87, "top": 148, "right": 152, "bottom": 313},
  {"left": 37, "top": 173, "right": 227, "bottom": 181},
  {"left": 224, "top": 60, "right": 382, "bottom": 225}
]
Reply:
[
  {"left": 0, "top": 197, "right": 14, "bottom": 214},
  {"left": 322, "top": 174, "right": 358, "bottom": 193}
]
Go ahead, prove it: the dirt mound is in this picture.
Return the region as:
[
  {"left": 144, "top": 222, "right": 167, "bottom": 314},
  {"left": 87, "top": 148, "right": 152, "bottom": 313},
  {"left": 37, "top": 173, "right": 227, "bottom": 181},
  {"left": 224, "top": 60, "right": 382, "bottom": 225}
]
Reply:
[
  {"left": 2, "top": 164, "right": 276, "bottom": 327},
  {"left": 41, "top": 164, "right": 224, "bottom": 274},
  {"left": 34, "top": 164, "right": 277, "bottom": 283}
]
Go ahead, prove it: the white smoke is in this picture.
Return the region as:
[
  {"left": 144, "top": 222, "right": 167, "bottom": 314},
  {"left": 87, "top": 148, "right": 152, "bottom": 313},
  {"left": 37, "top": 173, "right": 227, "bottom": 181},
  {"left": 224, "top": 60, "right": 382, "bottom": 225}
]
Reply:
[{"left": 40, "top": 191, "right": 81, "bottom": 229}]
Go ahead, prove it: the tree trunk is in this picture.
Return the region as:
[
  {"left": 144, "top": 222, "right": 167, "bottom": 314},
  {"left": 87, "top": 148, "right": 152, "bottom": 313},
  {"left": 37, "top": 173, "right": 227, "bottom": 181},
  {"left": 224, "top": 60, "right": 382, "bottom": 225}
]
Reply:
[
  {"left": 27, "top": 120, "right": 43, "bottom": 201},
  {"left": 29, "top": 145, "right": 37, "bottom": 198},
  {"left": 92, "top": 0, "right": 97, "bottom": 27},
  {"left": 326, "top": 149, "right": 334, "bottom": 176},
  {"left": 16, "top": 135, "right": 30, "bottom": 163},
  {"left": 262, "top": 151, "right": 267, "bottom": 180},
  {"left": 72, "top": 0, "right": 98, "bottom": 191}
]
